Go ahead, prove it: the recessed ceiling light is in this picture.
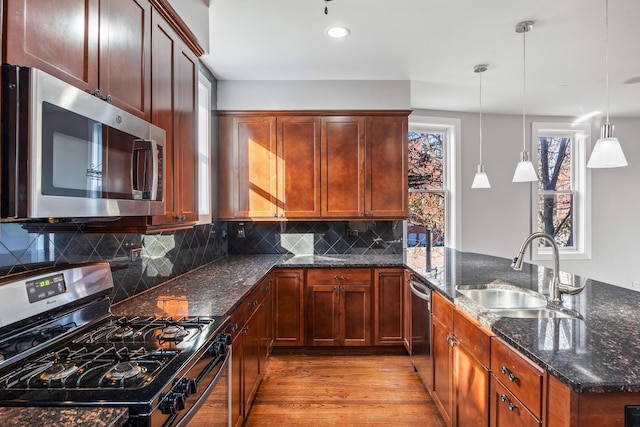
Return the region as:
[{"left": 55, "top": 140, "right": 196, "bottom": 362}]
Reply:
[{"left": 326, "top": 26, "right": 350, "bottom": 38}]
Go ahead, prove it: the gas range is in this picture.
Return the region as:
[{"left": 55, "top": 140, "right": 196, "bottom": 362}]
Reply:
[{"left": 0, "top": 262, "right": 230, "bottom": 427}]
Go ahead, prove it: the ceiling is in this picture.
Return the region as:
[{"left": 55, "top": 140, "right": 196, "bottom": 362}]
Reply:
[{"left": 202, "top": 0, "right": 640, "bottom": 117}]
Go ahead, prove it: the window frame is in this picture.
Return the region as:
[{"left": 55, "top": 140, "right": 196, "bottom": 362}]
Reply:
[
  {"left": 404, "top": 116, "right": 461, "bottom": 251},
  {"left": 531, "top": 122, "right": 591, "bottom": 260},
  {"left": 196, "top": 71, "right": 212, "bottom": 225}
]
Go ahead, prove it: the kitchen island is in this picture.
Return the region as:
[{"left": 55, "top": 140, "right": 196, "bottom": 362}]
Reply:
[{"left": 110, "top": 250, "right": 640, "bottom": 425}]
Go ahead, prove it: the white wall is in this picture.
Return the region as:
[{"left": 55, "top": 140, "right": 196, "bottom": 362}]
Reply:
[
  {"left": 216, "top": 80, "right": 411, "bottom": 110},
  {"left": 413, "top": 109, "right": 640, "bottom": 291}
]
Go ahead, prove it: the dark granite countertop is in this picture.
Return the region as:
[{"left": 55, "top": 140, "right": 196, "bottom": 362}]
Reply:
[
  {"left": 112, "top": 250, "right": 640, "bottom": 394},
  {"left": 0, "top": 407, "right": 128, "bottom": 427}
]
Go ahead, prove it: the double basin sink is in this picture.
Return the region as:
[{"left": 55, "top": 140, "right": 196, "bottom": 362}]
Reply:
[{"left": 456, "top": 283, "right": 582, "bottom": 319}]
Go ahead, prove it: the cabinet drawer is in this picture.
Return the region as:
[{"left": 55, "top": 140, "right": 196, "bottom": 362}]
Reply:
[
  {"left": 453, "top": 309, "right": 492, "bottom": 368},
  {"left": 307, "top": 268, "right": 371, "bottom": 285},
  {"left": 244, "top": 285, "right": 263, "bottom": 320},
  {"left": 432, "top": 291, "right": 454, "bottom": 331},
  {"left": 490, "top": 374, "right": 541, "bottom": 427},
  {"left": 225, "top": 306, "right": 245, "bottom": 341},
  {"left": 491, "top": 337, "right": 544, "bottom": 419}
]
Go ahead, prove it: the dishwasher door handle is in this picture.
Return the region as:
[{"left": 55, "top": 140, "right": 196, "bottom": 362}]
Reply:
[{"left": 409, "top": 280, "right": 431, "bottom": 302}]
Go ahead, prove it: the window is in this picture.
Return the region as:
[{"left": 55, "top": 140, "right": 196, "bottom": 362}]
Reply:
[
  {"left": 532, "top": 122, "right": 590, "bottom": 260},
  {"left": 196, "top": 71, "right": 212, "bottom": 224},
  {"left": 407, "top": 129, "right": 446, "bottom": 249}
]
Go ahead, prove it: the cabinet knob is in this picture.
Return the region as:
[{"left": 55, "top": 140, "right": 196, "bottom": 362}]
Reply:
[
  {"left": 93, "top": 88, "right": 101, "bottom": 98},
  {"left": 272, "top": 212, "right": 277, "bottom": 217},
  {"left": 359, "top": 212, "right": 365, "bottom": 217},
  {"left": 500, "top": 365, "right": 519, "bottom": 383},
  {"left": 105, "top": 94, "right": 113, "bottom": 103},
  {"left": 365, "top": 212, "right": 372, "bottom": 217},
  {"left": 500, "top": 394, "right": 518, "bottom": 412},
  {"left": 334, "top": 286, "right": 340, "bottom": 291}
]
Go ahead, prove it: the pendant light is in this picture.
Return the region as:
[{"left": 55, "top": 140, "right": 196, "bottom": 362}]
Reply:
[
  {"left": 472, "top": 64, "right": 491, "bottom": 189},
  {"left": 587, "top": 0, "right": 628, "bottom": 168},
  {"left": 512, "top": 21, "right": 539, "bottom": 182}
]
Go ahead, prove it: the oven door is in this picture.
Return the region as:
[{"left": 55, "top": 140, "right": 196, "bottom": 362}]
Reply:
[{"left": 156, "top": 336, "right": 231, "bottom": 427}]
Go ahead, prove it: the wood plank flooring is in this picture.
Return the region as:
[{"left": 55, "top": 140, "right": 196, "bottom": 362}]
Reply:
[{"left": 244, "top": 351, "right": 446, "bottom": 426}]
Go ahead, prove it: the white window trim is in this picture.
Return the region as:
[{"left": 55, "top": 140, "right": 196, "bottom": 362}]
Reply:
[
  {"left": 196, "top": 71, "right": 212, "bottom": 225},
  {"left": 404, "top": 115, "right": 461, "bottom": 250},
  {"left": 531, "top": 122, "right": 591, "bottom": 260}
]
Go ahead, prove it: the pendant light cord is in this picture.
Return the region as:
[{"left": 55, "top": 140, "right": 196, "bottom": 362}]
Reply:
[
  {"left": 605, "top": 0, "right": 610, "bottom": 123},
  {"left": 479, "top": 71, "right": 483, "bottom": 165},
  {"left": 522, "top": 28, "right": 527, "bottom": 152}
]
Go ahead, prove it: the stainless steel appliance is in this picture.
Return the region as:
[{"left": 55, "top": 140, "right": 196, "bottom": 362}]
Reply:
[
  {"left": 0, "top": 262, "right": 230, "bottom": 427},
  {"left": 409, "top": 276, "right": 432, "bottom": 389},
  {"left": 1, "top": 64, "right": 165, "bottom": 220}
]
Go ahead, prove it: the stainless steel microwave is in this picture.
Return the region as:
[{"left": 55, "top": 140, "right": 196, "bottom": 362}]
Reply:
[{"left": 1, "top": 64, "right": 165, "bottom": 220}]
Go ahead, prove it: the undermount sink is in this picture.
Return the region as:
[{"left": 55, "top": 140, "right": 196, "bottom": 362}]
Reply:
[
  {"left": 456, "top": 283, "right": 582, "bottom": 319},
  {"left": 456, "top": 287, "right": 546, "bottom": 310}
]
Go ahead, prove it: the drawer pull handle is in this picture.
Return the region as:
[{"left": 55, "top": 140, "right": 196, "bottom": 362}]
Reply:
[
  {"left": 333, "top": 275, "right": 346, "bottom": 280},
  {"left": 500, "top": 394, "right": 518, "bottom": 412},
  {"left": 501, "top": 366, "right": 519, "bottom": 383}
]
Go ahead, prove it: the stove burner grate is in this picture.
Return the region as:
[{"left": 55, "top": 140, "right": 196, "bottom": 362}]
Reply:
[
  {"left": 158, "top": 324, "right": 189, "bottom": 342},
  {"left": 39, "top": 362, "right": 80, "bottom": 382},
  {"left": 105, "top": 361, "right": 145, "bottom": 381}
]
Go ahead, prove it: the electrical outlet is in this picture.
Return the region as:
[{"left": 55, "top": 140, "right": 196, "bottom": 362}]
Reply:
[
  {"left": 130, "top": 248, "right": 142, "bottom": 262},
  {"left": 237, "top": 226, "right": 245, "bottom": 238},
  {"left": 347, "top": 229, "right": 358, "bottom": 237}
]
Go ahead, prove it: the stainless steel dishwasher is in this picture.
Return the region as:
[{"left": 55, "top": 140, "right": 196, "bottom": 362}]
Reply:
[{"left": 409, "top": 276, "right": 432, "bottom": 389}]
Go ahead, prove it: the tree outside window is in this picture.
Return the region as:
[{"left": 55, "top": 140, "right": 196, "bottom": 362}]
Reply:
[{"left": 407, "top": 130, "right": 445, "bottom": 248}]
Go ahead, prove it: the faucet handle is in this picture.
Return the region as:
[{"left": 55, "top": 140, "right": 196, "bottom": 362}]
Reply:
[{"left": 557, "top": 282, "right": 586, "bottom": 296}]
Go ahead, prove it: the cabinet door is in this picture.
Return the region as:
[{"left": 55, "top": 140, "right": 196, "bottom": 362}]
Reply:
[
  {"left": 99, "top": 0, "right": 151, "bottom": 119},
  {"left": 432, "top": 317, "right": 453, "bottom": 427},
  {"left": 277, "top": 116, "right": 321, "bottom": 218},
  {"left": 365, "top": 116, "right": 408, "bottom": 217},
  {"left": 150, "top": 10, "right": 198, "bottom": 226},
  {"left": 4, "top": 0, "right": 99, "bottom": 92},
  {"left": 306, "top": 284, "right": 340, "bottom": 346},
  {"left": 219, "top": 116, "right": 277, "bottom": 218},
  {"left": 455, "top": 343, "right": 490, "bottom": 427},
  {"left": 321, "top": 116, "right": 365, "bottom": 218},
  {"left": 341, "top": 284, "right": 371, "bottom": 346},
  {"left": 273, "top": 270, "right": 304, "bottom": 346},
  {"left": 243, "top": 310, "right": 261, "bottom": 416},
  {"left": 258, "top": 285, "right": 272, "bottom": 371},
  {"left": 230, "top": 320, "right": 244, "bottom": 427},
  {"left": 374, "top": 269, "right": 404, "bottom": 345}
]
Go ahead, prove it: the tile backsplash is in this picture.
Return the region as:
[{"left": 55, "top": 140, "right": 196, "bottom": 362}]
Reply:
[
  {"left": 0, "top": 222, "right": 228, "bottom": 303},
  {"left": 227, "top": 221, "right": 403, "bottom": 256}
]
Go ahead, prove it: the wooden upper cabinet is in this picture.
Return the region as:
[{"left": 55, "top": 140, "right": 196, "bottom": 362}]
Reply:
[
  {"left": 365, "top": 116, "right": 408, "bottom": 217},
  {"left": 4, "top": 0, "right": 151, "bottom": 120},
  {"left": 277, "top": 117, "right": 322, "bottom": 218},
  {"left": 98, "top": 0, "right": 151, "bottom": 120},
  {"left": 4, "top": 0, "right": 99, "bottom": 92},
  {"left": 219, "top": 116, "right": 278, "bottom": 218},
  {"left": 150, "top": 9, "right": 198, "bottom": 226},
  {"left": 321, "top": 116, "right": 366, "bottom": 218}
]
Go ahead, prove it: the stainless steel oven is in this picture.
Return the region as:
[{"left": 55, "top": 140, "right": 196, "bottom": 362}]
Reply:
[
  {"left": 409, "top": 276, "right": 432, "bottom": 390},
  {"left": 1, "top": 63, "right": 165, "bottom": 220},
  {"left": 0, "top": 262, "right": 230, "bottom": 427}
]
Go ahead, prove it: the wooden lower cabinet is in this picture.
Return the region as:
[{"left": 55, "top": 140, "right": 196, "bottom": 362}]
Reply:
[
  {"left": 272, "top": 269, "right": 304, "bottom": 346},
  {"left": 430, "top": 292, "right": 492, "bottom": 427},
  {"left": 374, "top": 268, "right": 404, "bottom": 345},
  {"left": 490, "top": 375, "right": 540, "bottom": 427},
  {"left": 229, "top": 276, "right": 273, "bottom": 425},
  {"left": 305, "top": 269, "right": 372, "bottom": 346}
]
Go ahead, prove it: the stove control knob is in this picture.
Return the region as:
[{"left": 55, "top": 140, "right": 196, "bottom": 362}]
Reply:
[
  {"left": 160, "top": 392, "right": 187, "bottom": 414},
  {"left": 208, "top": 341, "right": 228, "bottom": 358},
  {"left": 174, "top": 378, "right": 198, "bottom": 396},
  {"left": 220, "top": 333, "right": 232, "bottom": 345}
]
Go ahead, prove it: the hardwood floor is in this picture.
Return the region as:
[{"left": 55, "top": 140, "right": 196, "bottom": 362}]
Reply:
[{"left": 244, "top": 351, "right": 446, "bottom": 426}]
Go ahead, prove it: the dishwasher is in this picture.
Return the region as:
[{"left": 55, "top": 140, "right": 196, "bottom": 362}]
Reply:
[{"left": 409, "top": 276, "right": 432, "bottom": 390}]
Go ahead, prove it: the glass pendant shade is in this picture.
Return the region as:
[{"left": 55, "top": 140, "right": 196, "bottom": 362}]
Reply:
[
  {"left": 587, "top": 123, "right": 627, "bottom": 167},
  {"left": 512, "top": 151, "right": 538, "bottom": 182},
  {"left": 471, "top": 165, "right": 491, "bottom": 188}
]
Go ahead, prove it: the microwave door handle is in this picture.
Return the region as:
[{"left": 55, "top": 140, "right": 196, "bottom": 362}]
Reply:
[
  {"left": 132, "top": 140, "right": 152, "bottom": 199},
  {"left": 150, "top": 141, "right": 160, "bottom": 201}
]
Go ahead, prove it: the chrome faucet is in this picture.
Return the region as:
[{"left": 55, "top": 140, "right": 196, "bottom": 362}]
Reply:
[{"left": 511, "top": 232, "right": 584, "bottom": 304}]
